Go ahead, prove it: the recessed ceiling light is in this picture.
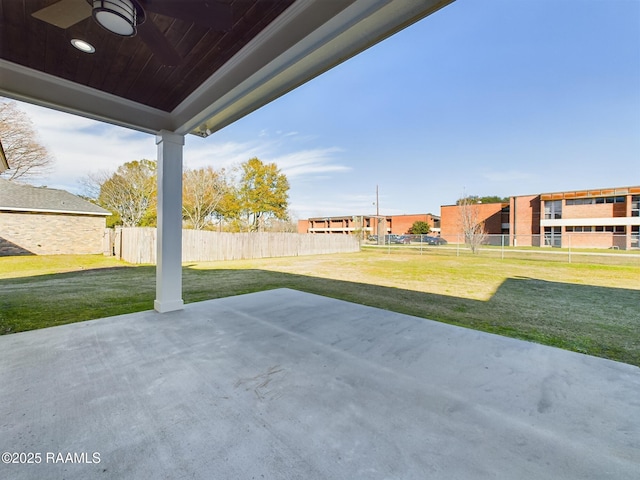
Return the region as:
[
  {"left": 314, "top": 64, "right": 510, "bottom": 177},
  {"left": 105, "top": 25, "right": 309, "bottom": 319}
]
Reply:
[{"left": 71, "top": 39, "right": 96, "bottom": 53}]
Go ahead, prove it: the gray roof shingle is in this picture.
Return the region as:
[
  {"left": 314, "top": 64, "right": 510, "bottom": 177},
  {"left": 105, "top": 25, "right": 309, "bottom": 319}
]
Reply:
[{"left": 0, "top": 179, "right": 109, "bottom": 216}]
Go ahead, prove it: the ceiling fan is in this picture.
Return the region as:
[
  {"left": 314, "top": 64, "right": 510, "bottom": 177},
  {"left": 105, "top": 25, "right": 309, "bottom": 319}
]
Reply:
[{"left": 31, "top": 0, "right": 233, "bottom": 66}]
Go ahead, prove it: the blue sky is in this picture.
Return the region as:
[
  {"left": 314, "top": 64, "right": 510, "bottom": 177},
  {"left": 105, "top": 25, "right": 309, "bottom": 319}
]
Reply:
[{"left": 6, "top": 0, "right": 640, "bottom": 219}]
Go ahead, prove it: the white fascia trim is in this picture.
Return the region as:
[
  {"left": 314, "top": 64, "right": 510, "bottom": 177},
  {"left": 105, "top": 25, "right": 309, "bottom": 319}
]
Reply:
[
  {"left": 175, "top": 0, "right": 453, "bottom": 137},
  {"left": 172, "top": 0, "right": 351, "bottom": 135},
  {"left": 0, "top": 206, "right": 109, "bottom": 216},
  {"left": 0, "top": 59, "right": 173, "bottom": 134},
  {"left": 541, "top": 217, "right": 640, "bottom": 227}
]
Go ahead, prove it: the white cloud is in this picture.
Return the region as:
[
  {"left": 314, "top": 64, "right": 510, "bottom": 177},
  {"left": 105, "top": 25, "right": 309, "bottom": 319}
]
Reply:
[
  {"left": 10, "top": 100, "right": 351, "bottom": 196},
  {"left": 184, "top": 137, "right": 263, "bottom": 170},
  {"left": 17, "top": 102, "right": 99, "bottom": 131},
  {"left": 268, "top": 147, "right": 350, "bottom": 178},
  {"left": 12, "top": 100, "right": 155, "bottom": 192},
  {"left": 187, "top": 133, "right": 351, "bottom": 181}
]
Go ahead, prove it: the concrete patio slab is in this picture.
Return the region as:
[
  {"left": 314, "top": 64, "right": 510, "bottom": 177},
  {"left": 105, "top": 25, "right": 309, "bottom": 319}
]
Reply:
[{"left": 0, "top": 288, "right": 638, "bottom": 479}]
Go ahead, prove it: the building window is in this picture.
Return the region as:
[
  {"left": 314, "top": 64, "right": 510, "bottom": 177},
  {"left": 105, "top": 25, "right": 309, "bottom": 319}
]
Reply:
[
  {"left": 501, "top": 205, "right": 510, "bottom": 224},
  {"left": 632, "top": 226, "right": 639, "bottom": 249},
  {"left": 567, "top": 196, "right": 626, "bottom": 206},
  {"left": 632, "top": 196, "right": 640, "bottom": 217},
  {"left": 544, "top": 226, "right": 561, "bottom": 247},
  {"left": 594, "top": 196, "right": 626, "bottom": 204},
  {"left": 594, "top": 225, "right": 626, "bottom": 233},
  {"left": 544, "top": 200, "right": 562, "bottom": 219},
  {"left": 566, "top": 226, "right": 594, "bottom": 232},
  {"left": 566, "top": 198, "right": 593, "bottom": 206}
]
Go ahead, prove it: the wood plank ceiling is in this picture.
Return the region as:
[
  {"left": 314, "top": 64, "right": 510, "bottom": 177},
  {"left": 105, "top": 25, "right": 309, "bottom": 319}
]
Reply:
[{"left": 0, "top": 0, "right": 296, "bottom": 112}]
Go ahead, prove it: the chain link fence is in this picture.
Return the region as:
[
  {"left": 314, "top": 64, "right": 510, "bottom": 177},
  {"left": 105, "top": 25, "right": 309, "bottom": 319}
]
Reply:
[{"left": 362, "top": 233, "right": 640, "bottom": 266}]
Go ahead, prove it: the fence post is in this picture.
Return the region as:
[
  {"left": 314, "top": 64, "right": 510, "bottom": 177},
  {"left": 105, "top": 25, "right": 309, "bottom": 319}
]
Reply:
[
  {"left": 501, "top": 234, "right": 504, "bottom": 260},
  {"left": 114, "top": 227, "right": 122, "bottom": 260}
]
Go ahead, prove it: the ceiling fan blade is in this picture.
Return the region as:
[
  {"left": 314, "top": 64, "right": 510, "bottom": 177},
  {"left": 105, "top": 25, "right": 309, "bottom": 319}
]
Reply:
[
  {"left": 137, "top": 19, "right": 182, "bottom": 66},
  {"left": 31, "top": 0, "right": 92, "bottom": 29},
  {"left": 142, "top": 0, "right": 233, "bottom": 31}
]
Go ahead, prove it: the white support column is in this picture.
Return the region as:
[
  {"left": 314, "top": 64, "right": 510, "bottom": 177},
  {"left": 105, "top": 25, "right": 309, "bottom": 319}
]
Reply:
[{"left": 154, "top": 130, "right": 185, "bottom": 313}]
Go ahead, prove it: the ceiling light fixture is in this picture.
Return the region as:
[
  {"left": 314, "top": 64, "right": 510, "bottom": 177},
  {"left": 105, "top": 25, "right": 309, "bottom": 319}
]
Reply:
[
  {"left": 70, "top": 38, "right": 96, "bottom": 53},
  {"left": 91, "top": 0, "right": 138, "bottom": 37}
]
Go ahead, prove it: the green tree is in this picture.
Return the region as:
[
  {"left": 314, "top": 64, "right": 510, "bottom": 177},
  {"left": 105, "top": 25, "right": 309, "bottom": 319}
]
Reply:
[
  {"left": 92, "top": 159, "right": 157, "bottom": 227},
  {"left": 408, "top": 220, "right": 431, "bottom": 234},
  {"left": 238, "top": 157, "right": 289, "bottom": 232},
  {"left": 456, "top": 195, "right": 508, "bottom": 205}
]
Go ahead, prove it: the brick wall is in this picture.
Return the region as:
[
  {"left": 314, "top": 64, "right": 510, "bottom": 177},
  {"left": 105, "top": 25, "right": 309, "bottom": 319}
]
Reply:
[
  {"left": 566, "top": 233, "right": 627, "bottom": 249},
  {"left": 389, "top": 214, "right": 437, "bottom": 234},
  {"left": 440, "top": 203, "right": 505, "bottom": 241},
  {"left": 563, "top": 203, "right": 620, "bottom": 219},
  {"left": 510, "top": 195, "right": 541, "bottom": 246},
  {"left": 297, "top": 219, "right": 309, "bottom": 234},
  {"left": 0, "top": 211, "right": 106, "bottom": 255}
]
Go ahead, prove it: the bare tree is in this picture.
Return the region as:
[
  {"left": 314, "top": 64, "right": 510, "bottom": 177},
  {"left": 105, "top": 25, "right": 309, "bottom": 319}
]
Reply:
[
  {"left": 458, "top": 196, "right": 487, "bottom": 254},
  {"left": 0, "top": 101, "right": 54, "bottom": 181},
  {"left": 182, "top": 166, "right": 228, "bottom": 230},
  {"left": 264, "top": 210, "right": 298, "bottom": 232},
  {"left": 85, "top": 159, "right": 157, "bottom": 227}
]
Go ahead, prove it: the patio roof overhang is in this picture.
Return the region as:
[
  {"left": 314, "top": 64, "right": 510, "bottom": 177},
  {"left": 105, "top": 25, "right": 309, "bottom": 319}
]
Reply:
[
  {"left": 0, "top": 0, "right": 454, "bottom": 138},
  {"left": 0, "top": 0, "right": 455, "bottom": 311}
]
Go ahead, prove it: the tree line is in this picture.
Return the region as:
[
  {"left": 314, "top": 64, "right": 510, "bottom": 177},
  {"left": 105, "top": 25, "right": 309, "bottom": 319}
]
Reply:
[
  {"left": 84, "top": 157, "right": 293, "bottom": 232},
  {"left": 0, "top": 102, "right": 292, "bottom": 233},
  {"left": 456, "top": 195, "right": 509, "bottom": 205}
]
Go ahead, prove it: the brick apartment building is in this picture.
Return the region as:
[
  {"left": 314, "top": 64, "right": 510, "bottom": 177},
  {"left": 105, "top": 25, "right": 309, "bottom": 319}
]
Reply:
[
  {"left": 298, "top": 213, "right": 440, "bottom": 236},
  {"left": 440, "top": 186, "right": 640, "bottom": 250},
  {"left": 441, "top": 202, "right": 509, "bottom": 239}
]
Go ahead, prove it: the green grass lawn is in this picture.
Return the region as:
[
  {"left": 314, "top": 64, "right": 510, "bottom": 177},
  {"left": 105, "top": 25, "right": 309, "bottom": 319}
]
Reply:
[{"left": 1, "top": 251, "right": 639, "bottom": 366}]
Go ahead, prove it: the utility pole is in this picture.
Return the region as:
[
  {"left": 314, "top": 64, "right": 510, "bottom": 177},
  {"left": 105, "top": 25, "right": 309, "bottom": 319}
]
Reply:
[{"left": 375, "top": 185, "right": 385, "bottom": 245}]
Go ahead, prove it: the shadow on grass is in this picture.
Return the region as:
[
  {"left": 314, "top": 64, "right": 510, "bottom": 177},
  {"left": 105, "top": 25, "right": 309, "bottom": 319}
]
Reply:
[{"left": 0, "top": 265, "right": 638, "bottom": 366}]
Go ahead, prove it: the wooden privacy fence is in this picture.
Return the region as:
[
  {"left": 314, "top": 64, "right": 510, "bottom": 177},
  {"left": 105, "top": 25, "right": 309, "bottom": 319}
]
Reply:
[{"left": 106, "top": 227, "right": 360, "bottom": 264}]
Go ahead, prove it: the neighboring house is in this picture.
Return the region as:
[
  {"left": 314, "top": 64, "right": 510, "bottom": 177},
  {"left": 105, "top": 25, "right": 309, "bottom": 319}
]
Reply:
[
  {"left": 0, "top": 179, "right": 110, "bottom": 255},
  {"left": 298, "top": 213, "right": 441, "bottom": 236},
  {"left": 440, "top": 185, "right": 640, "bottom": 250}
]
